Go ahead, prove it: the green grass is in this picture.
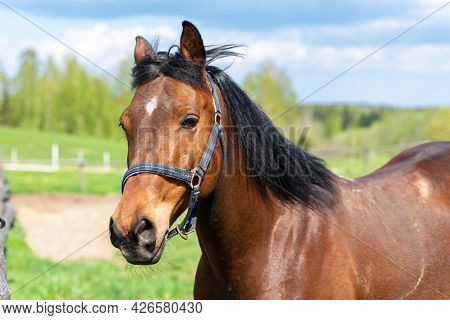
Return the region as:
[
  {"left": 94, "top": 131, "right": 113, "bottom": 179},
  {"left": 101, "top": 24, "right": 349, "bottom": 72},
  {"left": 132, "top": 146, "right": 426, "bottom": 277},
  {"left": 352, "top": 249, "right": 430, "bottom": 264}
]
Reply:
[
  {"left": 0, "top": 126, "right": 126, "bottom": 162},
  {"left": 5, "top": 170, "right": 123, "bottom": 194},
  {"left": 6, "top": 223, "right": 201, "bottom": 299},
  {"left": 326, "top": 151, "right": 396, "bottom": 178}
]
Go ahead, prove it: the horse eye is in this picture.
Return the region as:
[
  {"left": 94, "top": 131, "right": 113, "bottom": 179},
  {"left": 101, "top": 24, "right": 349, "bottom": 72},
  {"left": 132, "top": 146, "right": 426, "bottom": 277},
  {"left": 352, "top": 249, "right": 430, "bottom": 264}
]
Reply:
[{"left": 180, "top": 116, "right": 199, "bottom": 129}]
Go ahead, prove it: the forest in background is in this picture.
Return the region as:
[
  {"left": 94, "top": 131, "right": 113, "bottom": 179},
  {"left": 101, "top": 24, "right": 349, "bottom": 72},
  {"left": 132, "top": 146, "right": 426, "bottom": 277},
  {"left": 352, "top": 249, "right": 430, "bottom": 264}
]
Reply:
[{"left": 0, "top": 49, "right": 449, "bottom": 147}]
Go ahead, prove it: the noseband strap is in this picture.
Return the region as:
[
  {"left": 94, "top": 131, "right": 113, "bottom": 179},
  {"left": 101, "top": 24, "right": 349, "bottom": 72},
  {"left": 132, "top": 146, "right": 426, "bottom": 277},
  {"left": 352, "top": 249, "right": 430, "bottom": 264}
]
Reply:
[{"left": 121, "top": 74, "right": 225, "bottom": 240}]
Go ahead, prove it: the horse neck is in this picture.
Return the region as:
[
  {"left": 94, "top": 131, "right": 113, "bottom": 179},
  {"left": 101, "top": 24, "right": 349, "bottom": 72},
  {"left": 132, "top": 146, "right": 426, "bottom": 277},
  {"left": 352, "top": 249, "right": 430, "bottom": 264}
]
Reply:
[{"left": 196, "top": 123, "right": 315, "bottom": 289}]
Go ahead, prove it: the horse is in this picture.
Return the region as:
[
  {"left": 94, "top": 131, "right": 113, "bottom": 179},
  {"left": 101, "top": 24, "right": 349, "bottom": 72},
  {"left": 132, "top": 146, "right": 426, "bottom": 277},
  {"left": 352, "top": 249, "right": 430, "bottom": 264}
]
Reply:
[{"left": 109, "top": 21, "right": 450, "bottom": 299}]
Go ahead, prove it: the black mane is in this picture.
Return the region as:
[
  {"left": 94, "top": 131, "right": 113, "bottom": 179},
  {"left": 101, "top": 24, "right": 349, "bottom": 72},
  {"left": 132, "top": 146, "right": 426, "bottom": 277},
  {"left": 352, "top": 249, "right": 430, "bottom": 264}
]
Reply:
[{"left": 132, "top": 44, "right": 337, "bottom": 210}]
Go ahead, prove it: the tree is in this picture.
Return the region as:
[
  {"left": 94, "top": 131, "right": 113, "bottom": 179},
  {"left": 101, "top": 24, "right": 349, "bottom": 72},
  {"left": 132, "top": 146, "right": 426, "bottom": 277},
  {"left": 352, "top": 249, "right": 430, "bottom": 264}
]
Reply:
[
  {"left": 0, "top": 67, "right": 14, "bottom": 126},
  {"left": 14, "top": 49, "right": 39, "bottom": 128},
  {"left": 242, "top": 62, "right": 298, "bottom": 133},
  {"left": 40, "top": 57, "right": 60, "bottom": 131}
]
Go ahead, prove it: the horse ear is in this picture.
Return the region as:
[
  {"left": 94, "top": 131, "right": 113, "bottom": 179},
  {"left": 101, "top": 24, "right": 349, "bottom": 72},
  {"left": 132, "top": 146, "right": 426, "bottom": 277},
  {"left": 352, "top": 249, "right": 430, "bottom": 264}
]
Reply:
[
  {"left": 134, "top": 36, "right": 155, "bottom": 64},
  {"left": 180, "top": 21, "right": 206, "bottom": 67}
]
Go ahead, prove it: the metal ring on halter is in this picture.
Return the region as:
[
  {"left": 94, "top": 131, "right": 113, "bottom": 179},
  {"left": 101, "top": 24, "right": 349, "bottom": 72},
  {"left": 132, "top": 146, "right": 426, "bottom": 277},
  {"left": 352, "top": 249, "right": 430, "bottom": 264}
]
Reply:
[
  {"left": 214, "top": 112, "right": 221, "bottom": 125},
  {"left": 176, "top": 225, "right": 189, "bottom": 240},
  {"left": 190, "top": 168, "right": 202, "bottom": 189}
]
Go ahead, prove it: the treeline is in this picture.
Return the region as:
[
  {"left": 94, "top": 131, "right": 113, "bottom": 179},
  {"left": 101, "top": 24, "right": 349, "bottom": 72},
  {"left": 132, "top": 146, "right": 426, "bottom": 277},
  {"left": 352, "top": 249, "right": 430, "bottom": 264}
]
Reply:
[
  {"left": 0, "top": 51, "right": 448, "bottom": 146},
  {"left": 298, "top": 105, "right": 450, "bottom": 147},
  {"left": 243, "top": 63, "right": 450, "bottom": 147},
  {"left": 0, "top": 49, "right": 132, "bottom": 138}
]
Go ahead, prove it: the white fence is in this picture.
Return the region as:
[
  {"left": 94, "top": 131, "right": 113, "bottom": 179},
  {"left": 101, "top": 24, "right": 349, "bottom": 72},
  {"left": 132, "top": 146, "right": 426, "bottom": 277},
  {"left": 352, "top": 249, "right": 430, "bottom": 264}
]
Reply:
[{"left": 1, "top": 144, "right": 125, "bottom": 173}]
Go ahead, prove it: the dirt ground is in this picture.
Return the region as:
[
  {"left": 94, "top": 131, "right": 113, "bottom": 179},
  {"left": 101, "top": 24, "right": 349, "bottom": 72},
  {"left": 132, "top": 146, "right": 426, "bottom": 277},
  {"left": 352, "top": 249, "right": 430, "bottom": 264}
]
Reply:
[{"left": 11, "top": 194, "right": 121, "bottom": 261}]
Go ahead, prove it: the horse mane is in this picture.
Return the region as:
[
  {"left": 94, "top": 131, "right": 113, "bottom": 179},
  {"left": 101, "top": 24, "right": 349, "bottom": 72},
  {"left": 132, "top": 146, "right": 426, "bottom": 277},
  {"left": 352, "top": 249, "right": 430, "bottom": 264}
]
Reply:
[{"left": 131, "top": 44, "right": 337, "bottom": 210}]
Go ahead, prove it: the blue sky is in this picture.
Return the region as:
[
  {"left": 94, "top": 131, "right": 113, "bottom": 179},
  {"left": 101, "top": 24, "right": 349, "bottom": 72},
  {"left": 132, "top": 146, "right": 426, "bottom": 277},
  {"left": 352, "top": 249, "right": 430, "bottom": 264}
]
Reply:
[{"left": 0, "top": 0, "right": 449, "bottom": 106}]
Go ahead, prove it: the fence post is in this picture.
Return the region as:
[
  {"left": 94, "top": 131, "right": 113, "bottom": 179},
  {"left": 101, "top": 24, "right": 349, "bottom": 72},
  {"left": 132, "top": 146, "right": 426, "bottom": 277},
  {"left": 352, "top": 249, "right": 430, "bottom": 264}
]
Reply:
[
  {"left": 103, "top": 152, "right": 110, "bottom": 172},
  {"left": 10, "top": 148, "right": 18, "bottom": 164},
  {"left": 363, "top": 146, "right": 370, "bottom": 174},
  {"left": 51, "top": 144, "right": 59, "bottom": 171},
  {"left": 77, "top": 150, "right": 85, "bottom": 191}
]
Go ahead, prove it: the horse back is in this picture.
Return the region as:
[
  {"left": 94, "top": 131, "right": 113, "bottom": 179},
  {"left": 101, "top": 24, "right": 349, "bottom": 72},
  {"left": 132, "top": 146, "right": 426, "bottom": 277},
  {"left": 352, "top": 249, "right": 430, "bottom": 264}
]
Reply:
[
  {"left": 357, "top": 141, "right": 450, "bottom": 206},
  {"left": 335, "top": 142, "right": 450, "bottom": 299}
]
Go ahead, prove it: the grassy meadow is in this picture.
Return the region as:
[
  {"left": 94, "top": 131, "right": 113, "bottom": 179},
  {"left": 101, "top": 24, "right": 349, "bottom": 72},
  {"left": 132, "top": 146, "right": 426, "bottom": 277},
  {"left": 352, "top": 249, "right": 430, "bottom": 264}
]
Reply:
[
  {"left": 6, "top": 223, "right": 201, "bottom": 299},
  {"left": 0, "top": 126, "right": 127, "bottom": 162}
]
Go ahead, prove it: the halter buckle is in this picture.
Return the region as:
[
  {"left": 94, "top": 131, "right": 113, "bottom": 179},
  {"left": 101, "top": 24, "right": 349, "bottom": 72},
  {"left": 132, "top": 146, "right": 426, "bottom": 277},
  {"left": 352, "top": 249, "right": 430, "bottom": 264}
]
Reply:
[{"left": 190, "top": 168, "right": 202, "bottom": 189}]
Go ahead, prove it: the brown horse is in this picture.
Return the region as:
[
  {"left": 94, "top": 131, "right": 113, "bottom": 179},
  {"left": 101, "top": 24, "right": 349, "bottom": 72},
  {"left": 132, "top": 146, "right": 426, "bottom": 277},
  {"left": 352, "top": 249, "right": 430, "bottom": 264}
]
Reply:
[{"left": 110, "top": 21, "right": 450, "bottom": 299}]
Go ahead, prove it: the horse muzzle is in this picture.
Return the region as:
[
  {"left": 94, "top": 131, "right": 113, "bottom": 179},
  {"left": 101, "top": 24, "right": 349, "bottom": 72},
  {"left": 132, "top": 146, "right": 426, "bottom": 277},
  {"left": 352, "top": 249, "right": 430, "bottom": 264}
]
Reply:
[{"left": 109, "top": 217, "right": 167, "bottom": 265}]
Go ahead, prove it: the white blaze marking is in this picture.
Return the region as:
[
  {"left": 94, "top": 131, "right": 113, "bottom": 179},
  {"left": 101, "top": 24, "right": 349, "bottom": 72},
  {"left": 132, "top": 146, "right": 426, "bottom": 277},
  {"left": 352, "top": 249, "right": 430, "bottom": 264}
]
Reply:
[{"left": 145, "top": 97, "right": 158, "bottom": 116}]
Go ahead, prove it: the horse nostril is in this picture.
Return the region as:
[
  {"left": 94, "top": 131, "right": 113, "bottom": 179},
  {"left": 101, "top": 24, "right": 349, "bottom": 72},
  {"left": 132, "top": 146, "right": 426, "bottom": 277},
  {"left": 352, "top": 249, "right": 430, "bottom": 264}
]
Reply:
[
  {"left": 134, "top": 218, "right": 156, "bottom": 246},
  {"left": 109, "top": 218, "right": 122, "bottom": 248},
  {"left": 135, "top": 219, "right": 148, "bottom": 234}
]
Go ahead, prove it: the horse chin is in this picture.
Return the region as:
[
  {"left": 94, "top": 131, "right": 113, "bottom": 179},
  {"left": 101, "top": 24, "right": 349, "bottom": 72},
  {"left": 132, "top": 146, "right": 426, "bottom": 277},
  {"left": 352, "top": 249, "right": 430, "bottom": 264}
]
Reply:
[{"left": 121, "top": 238, "right": 167, "bottom": 265}]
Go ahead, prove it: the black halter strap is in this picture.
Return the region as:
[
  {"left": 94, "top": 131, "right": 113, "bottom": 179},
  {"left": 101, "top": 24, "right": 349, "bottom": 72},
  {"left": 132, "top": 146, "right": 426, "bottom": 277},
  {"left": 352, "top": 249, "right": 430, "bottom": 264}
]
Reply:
[{"left": 121, "top": 74, "right": 225, "bottom": 240}]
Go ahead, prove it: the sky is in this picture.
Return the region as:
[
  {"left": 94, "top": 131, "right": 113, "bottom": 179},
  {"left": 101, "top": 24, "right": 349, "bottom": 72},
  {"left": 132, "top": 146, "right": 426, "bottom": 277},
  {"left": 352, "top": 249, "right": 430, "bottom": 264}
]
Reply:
[{"left": 0, "top": 0, "right": 449, "bottom": 106}]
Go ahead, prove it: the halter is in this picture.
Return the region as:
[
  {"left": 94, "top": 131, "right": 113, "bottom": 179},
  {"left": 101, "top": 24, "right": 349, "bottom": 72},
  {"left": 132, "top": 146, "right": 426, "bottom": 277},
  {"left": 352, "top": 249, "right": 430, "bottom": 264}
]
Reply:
[{"left": 121, "top": 74, "right": 226, "bottom": 240}]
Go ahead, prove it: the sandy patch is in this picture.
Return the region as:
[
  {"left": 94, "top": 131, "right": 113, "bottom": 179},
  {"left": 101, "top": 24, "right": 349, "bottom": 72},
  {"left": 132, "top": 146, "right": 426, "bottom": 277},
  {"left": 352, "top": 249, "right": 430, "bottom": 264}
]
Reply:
[{"left": 11, "top": 194, "right": 120, "bottom": 261}]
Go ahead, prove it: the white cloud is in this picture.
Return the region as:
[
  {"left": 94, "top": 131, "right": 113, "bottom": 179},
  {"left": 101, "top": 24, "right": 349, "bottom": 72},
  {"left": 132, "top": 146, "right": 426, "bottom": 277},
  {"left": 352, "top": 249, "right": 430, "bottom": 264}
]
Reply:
[
  {"left": 417, "top": 0, "right": 449, "bottom": 6},
  {"left": 245, "top": 38, "right": 307, "bottom": 63},
  {"left": 414, "top": 0, "right": 450, "bottom": 18},
  {"left": 394, "top": 44, "right": 450, "bottom": 72},
  {"left": 25, "top": 22, "right": 178, "bottom": 74}
]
